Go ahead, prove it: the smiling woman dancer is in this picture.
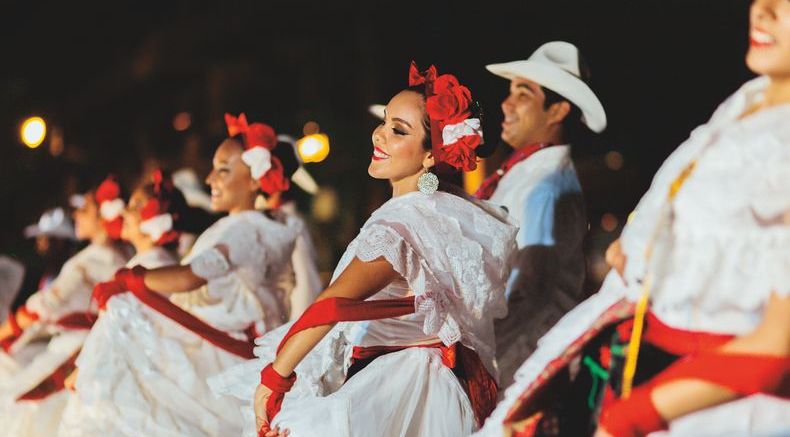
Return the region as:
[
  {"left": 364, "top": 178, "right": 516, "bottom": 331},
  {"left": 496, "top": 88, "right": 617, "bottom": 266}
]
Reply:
[
  {"left": 210, "top": 62, "right": 518, "bottom": 437},
  {"left": 475, "top": 1, "right": 790, "bottom": 436},
  {"left": 59, "top": 115, "right": 306, "bottom": 437}
]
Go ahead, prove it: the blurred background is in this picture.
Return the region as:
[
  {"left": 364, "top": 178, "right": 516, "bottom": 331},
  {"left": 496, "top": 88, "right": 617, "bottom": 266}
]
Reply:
[{"left": 1, "top": 0, "right": 753, "bottom": 298}]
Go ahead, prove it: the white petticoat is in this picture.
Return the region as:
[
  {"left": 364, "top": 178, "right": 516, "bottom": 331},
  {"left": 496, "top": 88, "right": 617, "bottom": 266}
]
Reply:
[
  {"left": 209, "top": 322, "right": 477, "bottom": 437},
  {"left": 58, "top": 294, "right": 248, "bottom": 437},
  {"left": 0, "top": 330, "right": 86, "bottom": 437}
]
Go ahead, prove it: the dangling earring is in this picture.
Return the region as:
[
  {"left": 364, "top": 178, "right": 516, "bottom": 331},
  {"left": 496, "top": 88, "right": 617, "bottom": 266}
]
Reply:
[{"left": 417, "top": 167, "right": 439, "bottom": 195}]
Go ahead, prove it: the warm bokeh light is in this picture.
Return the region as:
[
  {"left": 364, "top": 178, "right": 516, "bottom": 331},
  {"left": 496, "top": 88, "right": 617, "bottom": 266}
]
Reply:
[
  {"left": 604, "top": 150, "right": 624, "bottom": 170},
  {"left": 21, "top": 116, "right": 47, "bottom": 149},
  {"left": 297, "top": 133, "right": 330, "bottom": 163},
  {"left": 463, "top": 160, "right": 486, "bottom": 194},
  {"left": 173, "top": 112, "right": 192, "bottom": 131},
  {"left": 601, "top": 212, "right": 619, "bottom": 232}
]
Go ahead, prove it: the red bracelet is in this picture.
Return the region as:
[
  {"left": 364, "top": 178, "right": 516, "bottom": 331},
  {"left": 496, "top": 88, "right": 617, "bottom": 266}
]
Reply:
[
  {"left": 598, "top": 384, "right": 667, "bottom": 437},
  {"left": 260, "top": 363, "right": 297, "bottom": 424}
]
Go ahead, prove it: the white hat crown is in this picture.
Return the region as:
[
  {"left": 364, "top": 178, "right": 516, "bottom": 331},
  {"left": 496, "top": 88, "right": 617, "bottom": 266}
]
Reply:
[{"left": 530, "top": 41, "right": 581, "bottom": 78}]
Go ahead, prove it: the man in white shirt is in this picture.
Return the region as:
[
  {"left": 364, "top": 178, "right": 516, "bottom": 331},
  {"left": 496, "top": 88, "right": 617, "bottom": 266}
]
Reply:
[{"left": 477, "top": 41, "right": 607, "bottom": 387}]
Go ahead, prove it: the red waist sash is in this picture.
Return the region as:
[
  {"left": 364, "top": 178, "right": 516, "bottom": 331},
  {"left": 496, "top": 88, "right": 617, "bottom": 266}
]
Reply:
[{"left": 273, "top": 296, "right": 498, "bottom": 427}]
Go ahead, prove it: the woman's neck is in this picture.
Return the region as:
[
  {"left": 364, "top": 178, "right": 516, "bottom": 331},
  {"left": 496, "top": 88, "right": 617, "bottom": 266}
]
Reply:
[
  {"left": 229, "top": 197, "right": 257, "bottom": 215},
  {"left": 91, "top": 230, "right": 110, "bottom": 246},
  {"left": 390, "top": 172, "right": 421, "bottom": 198},
  {"left": 132, "top": 238, "right": 155, "bottom": 254},
  {"left": 763, "top": 75, "right": 790, "bottom": 107}
]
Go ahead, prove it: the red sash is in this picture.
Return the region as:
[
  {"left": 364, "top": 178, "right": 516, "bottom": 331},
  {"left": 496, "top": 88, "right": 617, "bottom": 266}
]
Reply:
[
  {"left": 16, "top": 350, "right": 79, "bottom": 402},
  {"left": 272, "top": 296, "right": 498, "bottom": 426},
  {"left": 101, "top": 267, "right": 255, "bottom": 359}
]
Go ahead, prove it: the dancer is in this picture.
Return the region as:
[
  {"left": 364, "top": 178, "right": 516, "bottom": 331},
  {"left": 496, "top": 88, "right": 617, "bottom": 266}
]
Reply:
[
  {"left": 476, "top": 1, "right": 790, "bottom": 436},
  {"left": 59, "top": 116, "right": 305, "bottom": 437},
  {"left": 476, "top": 41, "right": 606, "bottom": 387},
  {"left": 210, "top": 62, "right": 518, "bottom": 437},
  {"left": 0, "top": 177, "right": 129, "bottom": 436}
]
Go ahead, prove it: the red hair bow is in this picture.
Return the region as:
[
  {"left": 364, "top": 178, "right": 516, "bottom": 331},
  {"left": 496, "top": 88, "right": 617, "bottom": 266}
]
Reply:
[{"left": 408, "top": 61, "right": 438, "bottom": 92}]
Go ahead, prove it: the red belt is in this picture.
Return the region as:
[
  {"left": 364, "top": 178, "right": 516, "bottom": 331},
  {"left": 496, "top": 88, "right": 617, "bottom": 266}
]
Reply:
[
  {"left": 616, "top": 311, "right": 734, "bottom": 356},
  {"left": 273, "top": 296, "right": 498, "bottom": 427}
]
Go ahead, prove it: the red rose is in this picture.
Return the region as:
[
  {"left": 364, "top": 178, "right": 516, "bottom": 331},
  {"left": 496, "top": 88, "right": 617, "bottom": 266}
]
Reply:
[
  {"left": 140, "top": 198, "right": 162, "bottom": 221},
  {"left": 425, "top": 80, "right": 472, "bottom": 124},
  {"left": 434, "top": 134, "right": 480, "bottom": 172},
  {"left": 245, "top": 123, "right": 277, "bottom": 150},
  {"left": 432, "top": 74, "right": 460, "bottom": 94},
  {"left": 258, "top": 156, "right": 290, "bottom": 195}
]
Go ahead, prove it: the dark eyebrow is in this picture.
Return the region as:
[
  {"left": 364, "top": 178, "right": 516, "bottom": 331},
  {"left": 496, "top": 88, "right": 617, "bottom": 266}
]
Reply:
[
  {"left": 392, "top": 117, "right": 413, "bottom": 129},
  {"left": 515, "top": 83, "right": 534, "bottom": 93}
]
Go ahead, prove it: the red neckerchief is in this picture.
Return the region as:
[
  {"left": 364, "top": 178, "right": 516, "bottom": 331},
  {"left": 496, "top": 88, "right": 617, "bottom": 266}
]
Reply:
[{"left": 474, "top": 143, "right": 553, "bottom": 200}]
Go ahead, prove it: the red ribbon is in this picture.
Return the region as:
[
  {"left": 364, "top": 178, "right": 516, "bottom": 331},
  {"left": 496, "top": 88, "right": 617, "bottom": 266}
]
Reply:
[
  {"left": 261, "top": 295, "right": 498, "bottom": 429},
  {"left": 16, "top": 350, "right": 80, "bottom": 402},
  {"left": 111, "top": 266, "right": 255, "bottom": 359}
]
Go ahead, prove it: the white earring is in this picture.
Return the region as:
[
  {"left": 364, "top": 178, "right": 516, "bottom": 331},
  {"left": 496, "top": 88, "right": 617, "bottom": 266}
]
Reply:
[{"left": 417, "top": 169, "right": 439, "bottom": 195}]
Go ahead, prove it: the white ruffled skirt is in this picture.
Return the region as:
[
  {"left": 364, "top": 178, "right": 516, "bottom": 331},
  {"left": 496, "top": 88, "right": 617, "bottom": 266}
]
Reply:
[
  {"left": 209, "top": 322, "right": 477, "bottom": 437},
  {"left": 58, "top": 294, "right": 248, "bottom": 437},
  {"left": 0, "top": 330, "right": 85, "bottom": 437}
]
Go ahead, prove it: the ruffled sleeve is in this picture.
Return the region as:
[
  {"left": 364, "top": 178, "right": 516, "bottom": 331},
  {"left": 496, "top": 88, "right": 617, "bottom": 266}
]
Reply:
[{"left": 189, "top": 217, "right": 268, "bottom": 282}]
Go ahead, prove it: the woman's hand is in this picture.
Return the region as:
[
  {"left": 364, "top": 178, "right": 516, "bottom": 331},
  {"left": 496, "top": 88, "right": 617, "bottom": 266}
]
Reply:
[
  {"left": 605, "top": 238, "right": 627, "bottom": 280},
  {"left": 254, "top": 383, "right": 291, "bottom": 436}
]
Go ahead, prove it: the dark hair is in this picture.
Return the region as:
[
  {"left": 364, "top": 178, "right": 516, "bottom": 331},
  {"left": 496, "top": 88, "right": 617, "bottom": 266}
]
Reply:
[{"left": 540, "top": 52, "right": 594, "bottom": 145}]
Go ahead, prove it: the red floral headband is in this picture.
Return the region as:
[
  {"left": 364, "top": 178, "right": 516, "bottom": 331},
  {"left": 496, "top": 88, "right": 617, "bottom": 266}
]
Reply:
[
  {"left": 96, "top": 175, "right": 124, "bottom": 240},
  {"left": 408, "top": 61, "right": 482, "bottom": 172},
  {"left": 139, "top": 169, "right": 180, "bottom": 246},
  {"left": 224, "top": 113, "right": 290, "bottom": 195}
]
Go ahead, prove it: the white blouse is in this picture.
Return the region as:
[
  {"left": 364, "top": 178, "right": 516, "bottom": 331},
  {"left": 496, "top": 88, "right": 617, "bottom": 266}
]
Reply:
[
  {"left": 25, "top": 243, "right": 128, "bottom": 321},
  {"left": 172, "top": 210, "right": 299, "bottom": 334},
  {"left": 620, "top": 76, "right": 790, "bottom": 334},
  {"left": 331, "top": 188, "right": 518, "bottom": 378}
]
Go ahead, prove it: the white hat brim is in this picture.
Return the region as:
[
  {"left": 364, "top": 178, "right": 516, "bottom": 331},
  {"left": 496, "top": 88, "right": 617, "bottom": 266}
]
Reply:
[{"left": 486, "top": 60, "right": 607, "bottom": 133}]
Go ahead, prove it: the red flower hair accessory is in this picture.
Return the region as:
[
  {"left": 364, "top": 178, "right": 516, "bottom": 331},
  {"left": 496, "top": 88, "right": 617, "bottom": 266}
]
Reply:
[
  {"left": 224, "top": 113, "right": 290, "bottom": 195},
  {"left": 139, "top": 169, "right": 180, "bottom": 246},
  {"left": 408, "top": 61, "right": 482, "bottom": 172},
  {"left": 96, "top": 175, "right": 124, "bottom": 240}
]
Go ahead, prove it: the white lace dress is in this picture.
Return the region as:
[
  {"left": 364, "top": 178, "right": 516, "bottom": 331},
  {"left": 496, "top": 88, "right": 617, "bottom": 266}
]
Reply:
[
  {"left": 58, "top": 211, "right": 299, "bottom": 437},
  {"left": 209, "top": 190, "right": 518, "bottom": 437},
  {"left": 0, "top": 244, "right": 138, "bottom": 437},
  {"left": 476, "top": 76, "right": 790, "bottom": 437}
]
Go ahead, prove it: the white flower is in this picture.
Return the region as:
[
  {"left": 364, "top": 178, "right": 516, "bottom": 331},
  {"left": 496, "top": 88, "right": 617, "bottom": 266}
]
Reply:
[
  {"left": 241, "top": 147, "right": 272, "bottom": 179},
  {"left": 441, "top": 118, "right": 481, "bottom": 145}
]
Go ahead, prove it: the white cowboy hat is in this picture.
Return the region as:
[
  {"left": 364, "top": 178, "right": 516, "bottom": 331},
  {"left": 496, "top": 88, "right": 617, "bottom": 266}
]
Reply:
[
  {"left": 24, "top": 207, "right": 76, "bottom": 240},
  {"left": 486, "top": 41, "right": 607, "bottom": 133},
  {"left": 368, "top": 104, "right": 386, "bottom": 121}
]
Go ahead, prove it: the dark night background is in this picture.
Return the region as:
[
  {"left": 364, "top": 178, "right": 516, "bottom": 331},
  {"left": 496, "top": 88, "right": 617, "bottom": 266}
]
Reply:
[{"left": 1, "top": 1, "right": 753, "bottom": 293}]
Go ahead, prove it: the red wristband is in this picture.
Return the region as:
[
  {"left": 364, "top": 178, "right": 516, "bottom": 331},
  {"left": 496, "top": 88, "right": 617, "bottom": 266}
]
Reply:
[
  {"left": 598, "top": 384, "right": 667, "bottom": 437},
  {"left": 260, "top": 363, "right": 297, "bottom": 423},
  {"left": 92, "top": 280, "right": 127, "bottom": 310},
  {"left": 115, "top": 266, "right": 150, "bottom": 296}
]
